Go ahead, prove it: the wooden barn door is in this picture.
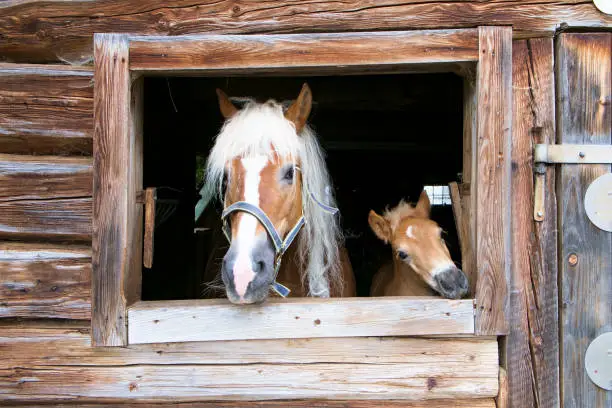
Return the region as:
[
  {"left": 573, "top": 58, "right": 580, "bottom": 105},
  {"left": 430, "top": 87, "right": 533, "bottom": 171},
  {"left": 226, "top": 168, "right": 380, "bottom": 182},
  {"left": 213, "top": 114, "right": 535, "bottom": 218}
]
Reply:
[{"left": 557, "top": 33, "right": 612, "bottom": 408}]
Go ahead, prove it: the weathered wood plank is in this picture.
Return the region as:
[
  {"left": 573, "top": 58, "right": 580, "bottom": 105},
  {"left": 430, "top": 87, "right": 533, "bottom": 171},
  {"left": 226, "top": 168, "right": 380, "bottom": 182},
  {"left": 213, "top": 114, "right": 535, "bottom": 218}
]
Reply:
[
  {"left": 0, "top": 364, "right": 498, "bottom": 402},
  {"left": 143, "top": 187, "right": 155, "bottom": 269},
  {"left": 0, "top": 197, "right": 92, "bottom": 241},
  {"left": 0, "top": 327, "right": 497, "bottom": 402},
  {"left": 496, "top": 367, "right": 508, "bottom": 408},
  {"left": 0, "top": 326, "right": 497, "bottom": 368},
  {"left": 0, "top": 0, "right": 611, "bottom": 64},
  {"left": 556, "top": 33, "right": 612, "bottom": 408},
  {"left": 0, "top": 64, "right": 93, "bottom": 155},
  {"left": 92, "top": 34, "right": 141, "bottom": 347},
  {"left": 0, "top": 154, "right": 92, "bottom": 202},
  {"left": 0, "top": 243, "right": 91, "bottom": 320},
  {"left": 509, "top": 38, "right": 559, "bottom": 408},
  {"left": 129, "top": 30, "right": 479, "bottom": 72},
  {"left": 2, "top": 400, "right": 497, "bottom": 408},
  {"left": 0, "top": 154, "right": 93, "bottom": 241},
  {"left": 461, "top": 72, "right": 477, "bottom": 297},
  {"left": 128, "top": 298, "right": 474, "bottom": 344},
  {"left": 474, "top": 27, "right": 512, "bottom": 336}
]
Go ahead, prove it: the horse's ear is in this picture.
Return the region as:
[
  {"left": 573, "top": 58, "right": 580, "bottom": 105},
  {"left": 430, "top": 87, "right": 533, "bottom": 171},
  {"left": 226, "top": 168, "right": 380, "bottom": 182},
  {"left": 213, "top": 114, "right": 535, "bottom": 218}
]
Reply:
[
  {"left": 216, "top": 88, "right": 238, "bottom": 119},
  {"left": 414, "top": 190, "right": 431, "bottom": 218},
  {"left": 368, "top": 210, "right": 392, "bottom": 244},
  {"left": 285, "top": 83, "right": 312, "bottom": 134}
]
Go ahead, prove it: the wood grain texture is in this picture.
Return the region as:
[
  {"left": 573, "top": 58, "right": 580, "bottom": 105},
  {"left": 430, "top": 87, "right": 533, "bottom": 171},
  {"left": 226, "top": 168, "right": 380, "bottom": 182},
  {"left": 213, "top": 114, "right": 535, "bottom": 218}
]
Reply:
[
  {"left": 0, "top": 0, "right": 611, "bottom": 64},
  {"left": 92, "top": 34, "right": 136, "bottom": 347},
  {"left": 128, "top": 298, "right": 475, "bottom": 344},
  {"left": 143, "top": 187, "right": 156, "bottom": 269},
  {"left": 0, "top": 154, "right": 92, "bottom": 202},
  {"left": 0, "top": 326, "right": 498, "bottom": 402},
  {"left": 556, "top": 33, "right": 612, "bottom": 408},
  {"left": 509, "top": 38, "right": 559, "bottom": 408},
  {"left": 0, "top": 326, "right": 497, "bottom": 367},
  {"left": 129, "top": 30, "right": 478, "bottom": 72},
  {"left": 0, "top": 243, "right": 91, "bottom": 319},
  {"left": 0, "top": 198, "right": 92, "bottom": 241},
  {"left": 0, "top": 154, "right": 92, "bottom": 241},
  {"left": 0, "top": 63, "right": 93, "bottom": 155},
  {"left": 449, "top": 181, "right": 474, "bottom": 295},
  {"left": 496, "top": 367, "right": 508, "bottom": 408},
  {"left": 474, "top": 26, "right": 512, "bottom": 336},
  {"left": 3, "top": 400, "right": 497, "bottom": 408},
  {"left": 461, "top": 73, "right": 477, "bottom": 297}
]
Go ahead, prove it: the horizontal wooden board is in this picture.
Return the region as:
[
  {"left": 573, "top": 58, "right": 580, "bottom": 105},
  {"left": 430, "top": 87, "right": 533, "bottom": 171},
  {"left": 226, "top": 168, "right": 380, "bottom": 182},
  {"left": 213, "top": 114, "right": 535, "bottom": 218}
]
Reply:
[
  {"left": 0, "top": 64, "right": 93, "bottom": 155},
  {"left": 0, "top": 154, "right": 92, "bottom": 202},
  {"left": 128, "top": 297, "right": 475, "bottom": 344},
  {"left": 0, "top": 326, "right": 498, "bottom": 402},
  {"left": 0, "top": 0, "right": 611, "bottom": 64},
  {"left": 0, "top": 243, "right": 91, "bottom": 320},
  {"left": 0, "top": 197, "right": 92, "bottom": 241},
  {"left": 5, "top": 400, "right": 497, "bottom": 408},
  {"left": 129, "top": 30, "right": 479, "bottom": 72}
]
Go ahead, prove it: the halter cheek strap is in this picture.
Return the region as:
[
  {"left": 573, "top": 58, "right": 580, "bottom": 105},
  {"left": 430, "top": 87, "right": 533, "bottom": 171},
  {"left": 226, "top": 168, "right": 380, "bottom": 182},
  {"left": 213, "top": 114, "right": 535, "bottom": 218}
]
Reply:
[{"left": 221, "top": 201, "right": 305, "bottom": 297}]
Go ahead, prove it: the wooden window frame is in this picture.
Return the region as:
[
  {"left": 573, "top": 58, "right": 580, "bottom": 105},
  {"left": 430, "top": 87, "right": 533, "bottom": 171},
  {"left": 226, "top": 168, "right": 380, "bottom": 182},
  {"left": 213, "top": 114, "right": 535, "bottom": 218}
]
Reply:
[{"left": 92, "top": 27, "right": 512, "bottom": 347}]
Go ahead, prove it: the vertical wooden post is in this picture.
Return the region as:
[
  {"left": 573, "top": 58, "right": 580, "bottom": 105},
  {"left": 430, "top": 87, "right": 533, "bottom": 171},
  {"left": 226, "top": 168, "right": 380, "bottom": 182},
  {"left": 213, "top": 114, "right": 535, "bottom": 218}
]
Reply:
[
  {"left": 557, "top": 33, "right": 612, "bottom": 407},
  {"left": 509, "top": 38, "right": 560, "bottom": 408},
  {"left": 92, "top": 34, "right": 143, "bottom": 346},
  {"left": 143, "top": 187, "right": 156, "bottom": 269},
  {"left": 474, "top": 26, "right": 513, "bottom": 335}
]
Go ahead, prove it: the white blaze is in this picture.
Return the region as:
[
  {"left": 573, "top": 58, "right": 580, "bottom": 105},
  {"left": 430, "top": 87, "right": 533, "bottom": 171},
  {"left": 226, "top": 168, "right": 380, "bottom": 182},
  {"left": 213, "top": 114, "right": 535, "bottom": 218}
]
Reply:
[{"left": 232, "top": 155, "right": 268, "bottom": 297}]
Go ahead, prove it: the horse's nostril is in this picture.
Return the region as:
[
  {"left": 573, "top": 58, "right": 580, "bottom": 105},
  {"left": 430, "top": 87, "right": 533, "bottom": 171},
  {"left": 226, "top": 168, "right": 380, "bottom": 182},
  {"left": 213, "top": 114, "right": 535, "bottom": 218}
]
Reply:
[{"left": 253, "top": 260, "right": 265, "bottom": 273}]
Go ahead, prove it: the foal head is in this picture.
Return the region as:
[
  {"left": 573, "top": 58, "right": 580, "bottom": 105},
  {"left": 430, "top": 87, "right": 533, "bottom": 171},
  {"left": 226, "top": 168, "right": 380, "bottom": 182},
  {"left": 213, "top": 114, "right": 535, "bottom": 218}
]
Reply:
[
  {"left": 205, "top": 84, "right": 340, "bottom": 304},
  {"left": 368, "top": 191, "right": 468, "bottom": 299}
]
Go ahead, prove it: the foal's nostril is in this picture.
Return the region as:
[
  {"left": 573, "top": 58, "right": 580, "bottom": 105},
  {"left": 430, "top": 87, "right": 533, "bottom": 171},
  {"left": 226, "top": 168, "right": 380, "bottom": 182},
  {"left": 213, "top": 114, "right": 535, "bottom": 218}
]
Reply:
[{"left": 435, "top": 268, "right": 469, "bottom": 299}]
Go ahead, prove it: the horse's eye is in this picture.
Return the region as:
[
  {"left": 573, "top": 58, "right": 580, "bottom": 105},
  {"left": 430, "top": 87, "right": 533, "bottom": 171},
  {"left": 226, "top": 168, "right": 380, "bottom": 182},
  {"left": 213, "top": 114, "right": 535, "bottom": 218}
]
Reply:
[
  {"left": 398, "top": 251, "right": 409, "bottom": 261},
  {"left": 282, "top": 166, "right": 294, "bottom": 184}
]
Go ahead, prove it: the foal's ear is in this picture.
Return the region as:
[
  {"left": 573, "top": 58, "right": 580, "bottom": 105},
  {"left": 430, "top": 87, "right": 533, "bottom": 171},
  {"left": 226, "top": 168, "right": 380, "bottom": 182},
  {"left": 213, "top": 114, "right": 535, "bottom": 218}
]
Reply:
[
  {"left": 368, "top": 210, "right": 392, "bottom": 244},
  {"left": 216, "top": 88, "right": 238, "bottom": 119},
  {"left": 414, "top": 190, "right": 431, "bottom": 219},
  {"left": 285, "top": 83, "right": 312, "bottom": 134}
]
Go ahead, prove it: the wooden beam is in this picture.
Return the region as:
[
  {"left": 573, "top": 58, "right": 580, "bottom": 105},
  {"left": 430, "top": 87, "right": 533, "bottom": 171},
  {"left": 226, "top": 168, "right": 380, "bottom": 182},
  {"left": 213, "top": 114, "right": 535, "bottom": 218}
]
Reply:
[
  {"left": 1, "top": 1, "right": 612, "bottom": 64},
  {"left": 143, "top": 187, "right": 156, "bottom": 269},
  {"left": 0, "top": 243, "right": 91, "bottom": 320},
  {"left": 556, "top": 33, "right": 612, "bottom": 408},
  {"left": 0, "top": 198, "right": 92, "bottom": 241},
  {"left": 0, "top": 326, "right": 497, "bottom": 402},
  {"left": 509, "top": 38, "right": 559, "bottom": 408},
  {"left": 5, "top": 400, "right": 497, "bottom": 408},
  {"left": 0, "top": 154, "right": 92, "bottom": 202},
  {"left": 92, "top": 34, "right": 141, "bottom": 347},
  {"left": 474, "top": 26, "right": 512, "bottom": 336},
  {"left": 0, "top": 64, "right": 93, "bottom": 155},
  {"left": 449, "top": 181, "right": 474, "bottom": 296},
  {"left": 128, "top": 298, "right": 474, "bottom": 344},
  {"left": 129, "top": 30, "right": 479, "bottom": 73}
]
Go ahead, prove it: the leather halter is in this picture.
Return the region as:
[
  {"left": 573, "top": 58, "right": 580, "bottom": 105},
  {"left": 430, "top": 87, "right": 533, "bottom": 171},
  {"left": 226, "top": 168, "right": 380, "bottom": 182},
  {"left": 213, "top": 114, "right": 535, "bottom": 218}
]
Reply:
[{"left": 221, "top": 202, "right": 305, "bottom": 297}]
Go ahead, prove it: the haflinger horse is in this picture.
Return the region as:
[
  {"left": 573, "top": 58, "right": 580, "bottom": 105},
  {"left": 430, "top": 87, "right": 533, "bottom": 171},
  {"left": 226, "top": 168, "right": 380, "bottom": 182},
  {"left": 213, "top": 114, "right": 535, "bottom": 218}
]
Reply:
[
  {"left": 368, "top": 191, "right": 468, "bottom": 299},
  {"left": 204, "top": 83, "right": 356, "bottom": 304}
]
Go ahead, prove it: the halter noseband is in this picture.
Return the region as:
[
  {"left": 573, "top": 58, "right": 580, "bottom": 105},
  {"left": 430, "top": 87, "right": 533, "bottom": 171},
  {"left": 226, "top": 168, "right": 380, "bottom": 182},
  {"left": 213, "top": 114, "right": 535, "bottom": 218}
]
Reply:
[
  {"left": 221, "top": 171, "right": 338, "bottom": 298},
  {"left": 221, "top": 202, "right": 305, "bottom": 297}
]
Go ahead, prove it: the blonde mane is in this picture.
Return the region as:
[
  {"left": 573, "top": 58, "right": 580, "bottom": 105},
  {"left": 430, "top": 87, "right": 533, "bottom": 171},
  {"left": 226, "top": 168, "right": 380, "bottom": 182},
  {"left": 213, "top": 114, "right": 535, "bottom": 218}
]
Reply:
[
  {"left": 203, "top": 99, "right": 342, "bottom": 297},
  {"left": 383, "top": 200, "right": 420, "bottom": 231}
]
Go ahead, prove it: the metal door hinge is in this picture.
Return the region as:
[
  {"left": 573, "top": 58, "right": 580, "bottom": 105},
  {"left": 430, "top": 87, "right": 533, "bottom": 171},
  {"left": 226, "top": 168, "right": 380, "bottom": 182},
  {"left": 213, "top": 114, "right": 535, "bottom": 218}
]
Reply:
[{"left": 533, "top": 144, "right": 612, "bottom": 222}]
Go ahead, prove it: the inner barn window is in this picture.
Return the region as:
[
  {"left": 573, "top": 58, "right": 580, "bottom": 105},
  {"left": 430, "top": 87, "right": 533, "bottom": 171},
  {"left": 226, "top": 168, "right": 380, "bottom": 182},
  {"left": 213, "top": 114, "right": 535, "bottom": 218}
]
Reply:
[{"left": 140, "top": 74, "right": 464, "bottom": 300}]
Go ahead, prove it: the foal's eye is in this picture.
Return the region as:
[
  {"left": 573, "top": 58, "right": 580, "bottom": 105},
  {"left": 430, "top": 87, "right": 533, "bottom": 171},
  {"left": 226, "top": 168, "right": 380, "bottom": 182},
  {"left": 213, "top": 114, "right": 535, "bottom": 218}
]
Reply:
[
  {"left": 398, "top": 251, "right": 409, "bottom": 261},
  {"left": 281, "top": 166, "right": 294, "bottom": 184}
]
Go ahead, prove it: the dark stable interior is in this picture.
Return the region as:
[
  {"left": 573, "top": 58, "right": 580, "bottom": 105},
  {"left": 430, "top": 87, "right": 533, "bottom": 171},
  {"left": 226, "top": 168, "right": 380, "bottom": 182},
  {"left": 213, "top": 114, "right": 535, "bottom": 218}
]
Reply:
[{"left": 141, "top": 74, "right": 464, "bottom": 300}]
